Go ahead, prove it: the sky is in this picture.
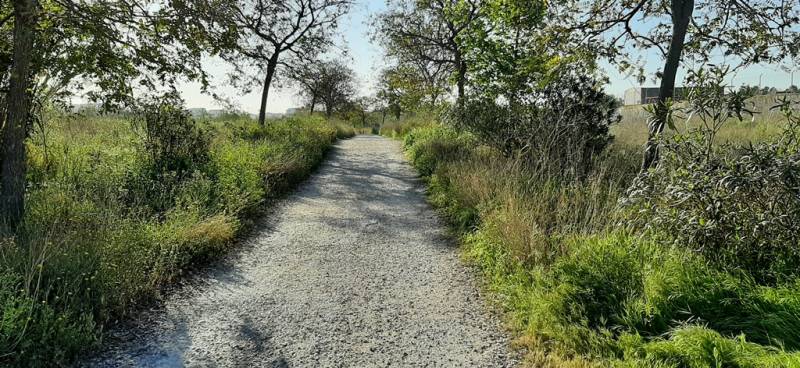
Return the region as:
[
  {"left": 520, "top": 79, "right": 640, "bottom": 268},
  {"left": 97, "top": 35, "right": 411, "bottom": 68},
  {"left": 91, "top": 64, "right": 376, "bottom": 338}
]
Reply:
[{"left": 177, "top": 1, "right": 799, "bottom": 115}]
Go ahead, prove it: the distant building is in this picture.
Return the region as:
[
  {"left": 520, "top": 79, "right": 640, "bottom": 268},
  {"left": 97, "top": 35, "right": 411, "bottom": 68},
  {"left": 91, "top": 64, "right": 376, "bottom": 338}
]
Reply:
[
  {"left": 623, "top": 87, "right": 688, "bottom": 105},
  {"left": 207, "top": 109, "right": 225, "bottom": 118},
  {"left": 188, "top": 108, "right": 208, "bottom": 117}
]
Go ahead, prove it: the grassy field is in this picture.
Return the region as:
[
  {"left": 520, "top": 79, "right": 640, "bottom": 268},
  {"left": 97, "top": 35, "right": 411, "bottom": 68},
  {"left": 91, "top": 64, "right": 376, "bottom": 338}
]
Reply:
[
  {"left": 0, "top": 111, "right": 353, "bottom": 366},
  {"left": 387, "top": 105, "right": 800, "bottom": 367}
]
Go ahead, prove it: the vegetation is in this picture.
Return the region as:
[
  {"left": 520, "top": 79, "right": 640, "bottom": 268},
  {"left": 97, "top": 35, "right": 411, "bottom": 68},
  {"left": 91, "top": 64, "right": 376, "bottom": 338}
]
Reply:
[
  {"left": 391, "top": 96, "right": 800, "bottom": 366},
  {"left": 0, "top": 110, "right": 341, "bottom": 366},
  {"left": 373, "top": 1, "right": 800, "bottom": 365},
  {"left": 208, "top": 0, "right": 353, "bottom": 125},
  {"left": 4, "top": 0, "right": 800, "bottom": 365}
]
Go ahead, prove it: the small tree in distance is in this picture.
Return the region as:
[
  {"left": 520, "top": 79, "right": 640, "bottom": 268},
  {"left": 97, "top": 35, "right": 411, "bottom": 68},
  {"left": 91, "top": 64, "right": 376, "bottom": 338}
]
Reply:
[{"left": 309, "top": 59, "right": 357, "bottom": 119}]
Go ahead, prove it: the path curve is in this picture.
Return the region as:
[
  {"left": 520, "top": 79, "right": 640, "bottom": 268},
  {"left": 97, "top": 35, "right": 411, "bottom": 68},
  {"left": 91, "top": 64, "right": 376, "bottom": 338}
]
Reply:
[{"left": 84, "top": 135, "right": 515, "bottom": 367}]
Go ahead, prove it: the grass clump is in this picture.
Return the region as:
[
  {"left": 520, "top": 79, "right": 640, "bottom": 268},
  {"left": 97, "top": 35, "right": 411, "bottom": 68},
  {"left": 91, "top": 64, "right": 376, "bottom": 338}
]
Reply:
[{"left": 0, "top": 111, "right": 338, "bottom": 366}]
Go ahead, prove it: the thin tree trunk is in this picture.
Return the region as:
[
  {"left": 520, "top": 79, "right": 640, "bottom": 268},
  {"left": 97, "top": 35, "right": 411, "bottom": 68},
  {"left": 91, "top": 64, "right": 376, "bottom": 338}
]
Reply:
[
  {"left": 325, "top": 101, "right": 332, "bottom": 119},
  {"left": 455, "top": 55, "right": 466, "bottom": 103},
  {"left": 1, "top": 0, "right": 37, "bottom": 228},
  {"left": 641, "top": 0, "right": 694, "bottom": 171},
  {"left": 258, "top": 54, "right": 279, "bottom": 126},
  {"left": 309, "top": 95, "right": 316, "bottom": 116}
]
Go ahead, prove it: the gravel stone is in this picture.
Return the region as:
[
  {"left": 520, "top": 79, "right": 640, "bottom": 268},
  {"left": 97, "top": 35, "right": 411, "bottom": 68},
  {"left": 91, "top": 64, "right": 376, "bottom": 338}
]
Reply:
[{"left": 82, "top": 135, "right": 516, "bottom": 367}]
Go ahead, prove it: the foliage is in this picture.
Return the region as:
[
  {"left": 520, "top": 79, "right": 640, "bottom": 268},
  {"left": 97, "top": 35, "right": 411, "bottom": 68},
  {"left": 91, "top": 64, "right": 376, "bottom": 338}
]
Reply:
[
  {"left": 128, "top": 97, "right": 212, "bottom": 213},
  {"left": 372, "top": 0, "right": 480, "bottom": 100},
  {"left": 462, "top": 0, "right": 556, "bottom": 100},
  {"left": 199, "top": 0, "right": 353, "bottom": 123},
  {"left": 391, "top": 117, "right": 800, "bottom": 367},
  {"left": 625, "top": 121, "right": 800, "bottom": 284},
  {"left": 554, "top": 1, "right": 800, "bottom": 83},
  {"left": 0, "top": 113, "right": 338, "bottom": 366},
  {"left": 313, "top": 59, "right": 358, "bottom": 119},
  {"left": 449, "top": 73, "right": 619, "bottom": 176}
]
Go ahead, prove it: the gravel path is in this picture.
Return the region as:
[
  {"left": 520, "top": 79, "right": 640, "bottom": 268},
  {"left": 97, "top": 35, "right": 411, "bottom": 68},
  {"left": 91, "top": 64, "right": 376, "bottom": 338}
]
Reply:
[{"left": 84, "top": 135, "right": 516, "bottom": 367}]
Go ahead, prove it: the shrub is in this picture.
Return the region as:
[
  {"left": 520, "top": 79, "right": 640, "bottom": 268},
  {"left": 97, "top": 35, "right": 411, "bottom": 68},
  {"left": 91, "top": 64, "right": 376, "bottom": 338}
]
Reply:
[
  {"left": 625, "top": 69, "right": 800, "bottom": 284},
  {"left": 403, "top": 125, "right": 476, "bottom": 177},
  {"left": 129, "top": 98, "right": 211, "bottom": 213},
  {"left": 449, "top": 73, "right": 620, "bottom": 176},
  {"left": 625, "top": 130, "right": 800, "bottom": 283}
]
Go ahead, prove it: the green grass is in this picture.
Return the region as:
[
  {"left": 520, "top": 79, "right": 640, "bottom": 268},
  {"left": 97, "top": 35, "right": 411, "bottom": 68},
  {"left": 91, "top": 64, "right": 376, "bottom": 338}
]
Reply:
[
  {"left": 0, "top": 113, "right": 341, "bottom": 366},
  {"left": 393, "top": 120, "right": 800, "bottom": 367}
]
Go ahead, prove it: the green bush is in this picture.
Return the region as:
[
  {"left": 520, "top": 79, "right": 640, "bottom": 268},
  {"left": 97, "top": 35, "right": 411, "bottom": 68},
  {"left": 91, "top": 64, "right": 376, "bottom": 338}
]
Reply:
[
  {"left": 625, "top": 131, "right": 800, "bottom": 283},
  {"left": 396, "top": 118, "right": 800, "bottom": 367},
  {"left": 449, "top": 73, "right": 619, "bottom": 176}
]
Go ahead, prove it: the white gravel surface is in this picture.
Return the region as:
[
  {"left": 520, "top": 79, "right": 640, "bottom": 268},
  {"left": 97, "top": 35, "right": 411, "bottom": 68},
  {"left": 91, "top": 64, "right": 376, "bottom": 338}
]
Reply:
[{"left": 83, "top": 135, "right": 516, "bottom": 367}]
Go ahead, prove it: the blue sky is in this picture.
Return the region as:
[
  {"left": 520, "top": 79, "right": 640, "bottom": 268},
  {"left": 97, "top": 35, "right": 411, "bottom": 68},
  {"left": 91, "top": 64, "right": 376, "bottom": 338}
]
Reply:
[{"left": 179, "top": 1, "right": 798, "bottom": 114}]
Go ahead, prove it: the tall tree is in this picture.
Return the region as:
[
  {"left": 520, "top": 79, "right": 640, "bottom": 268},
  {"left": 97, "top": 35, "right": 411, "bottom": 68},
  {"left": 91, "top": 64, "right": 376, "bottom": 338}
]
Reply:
[
  {"left": 373, "top": 0, "right": 481, "bottom": 102},
  {"left": 290, "top": 61, "right": 326, "bottom": 115},
  {"left": 221, "top": 0, "right": 351, "bottom": 125},
  {"left": 376, "top": 65, "right": 428, "bottom": 116},
  {"left": 556, "top": 0, "right": 800, "bottom": 170},
  {"left": 464, "top": 0, "right": 554, "bottom": 101}
]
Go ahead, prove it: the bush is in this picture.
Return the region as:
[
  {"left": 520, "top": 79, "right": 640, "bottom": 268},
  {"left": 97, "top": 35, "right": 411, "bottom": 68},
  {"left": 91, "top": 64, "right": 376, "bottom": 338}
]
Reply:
[
  {"left": 625, "top": 131, "right": 800, "bottom": 283},
  {"left": 129, "top": 99, "right": 211, "bottom": 213},
  {"left": 449, "top": 73, "right": 620, "bottom": 176}
]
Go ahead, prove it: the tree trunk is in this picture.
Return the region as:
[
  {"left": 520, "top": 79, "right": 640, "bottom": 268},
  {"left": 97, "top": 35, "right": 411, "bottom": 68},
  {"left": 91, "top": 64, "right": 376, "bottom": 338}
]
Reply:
[
  {"left": 309, "top": 95, "right": 316, "bottom": 116},
  {"left": 455, "top": 55, "right": 466, "bottom": 103},
  {"left": 1, "top": 0, "right": 38, "bottom": 228},
  {"left": 641, "top": 0, "right": 694, "bottom": 171},
  {"left": 258, "top": 54, "right": 280, "bottom": 126},
  {"left": 325, "top": 101, "right": 333, "bottom": 119}
]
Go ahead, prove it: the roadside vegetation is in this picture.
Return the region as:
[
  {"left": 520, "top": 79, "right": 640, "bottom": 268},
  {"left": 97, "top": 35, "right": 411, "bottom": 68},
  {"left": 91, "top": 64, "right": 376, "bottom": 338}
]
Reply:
[
  {"left": 388, "top": 89, "right": 800, "bottom": 368},
  {"left": 0, "top": 0, "right": 364, "bottom": 365},
  {"left": 374, "top": 1, "right": 800, "bottom": 367},
  {"left": 0, "top": 108, "right": 346, "bottom": 365}
]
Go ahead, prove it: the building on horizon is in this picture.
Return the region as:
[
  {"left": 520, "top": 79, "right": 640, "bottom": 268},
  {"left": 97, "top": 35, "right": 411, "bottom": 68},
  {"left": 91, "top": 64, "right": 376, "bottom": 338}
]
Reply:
[{"left": 624, "top": 87, "right": 688, "bottom": 105}]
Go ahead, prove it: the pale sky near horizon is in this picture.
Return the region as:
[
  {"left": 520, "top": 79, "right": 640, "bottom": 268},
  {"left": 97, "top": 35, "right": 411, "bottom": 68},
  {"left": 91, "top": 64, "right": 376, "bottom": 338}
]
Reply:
[{"left": 178, "top": 1, "right": 799, "bottom": 115}]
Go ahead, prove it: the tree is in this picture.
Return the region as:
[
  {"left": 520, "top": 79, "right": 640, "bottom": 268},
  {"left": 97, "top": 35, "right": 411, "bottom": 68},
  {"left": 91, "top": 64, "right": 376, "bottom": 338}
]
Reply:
[
  {"left": 315, "top": 59, "right": 356, "bottom": 119},
  {"left": 557, "top": 1, "right": 800, "bottom": 170},
  {"left": 373, "top": 0, "right": 481, "bottom": 102},
  {"left": 0, "top": 0, "right": 220, "bottom": 227},
  {"left": 463, "top": 0, "right": 553, "bottom": 101},
  {"left": 1, "top": 0, "right": 38, "bottom": 228},
  {"left": 290, "top": 60, "right": 326, "bottom": 115},
  {"left": 220, "top": 0, "right": 351, "bottom": 125}
]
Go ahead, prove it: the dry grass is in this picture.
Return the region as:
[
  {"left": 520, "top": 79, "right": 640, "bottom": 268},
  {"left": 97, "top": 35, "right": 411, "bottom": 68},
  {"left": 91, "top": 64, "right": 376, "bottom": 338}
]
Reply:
[{"left": 614, "top": 94, "right": 797, "bottom": 149}]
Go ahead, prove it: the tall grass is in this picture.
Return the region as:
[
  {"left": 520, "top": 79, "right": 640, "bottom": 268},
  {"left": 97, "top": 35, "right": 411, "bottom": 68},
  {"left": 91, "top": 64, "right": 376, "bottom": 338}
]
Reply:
[
  {"left": 0, "top": 113, "right": 340, "bottom": 366},
  {"left": 394, "top": 119, "right": 800, "bottom": 367}
]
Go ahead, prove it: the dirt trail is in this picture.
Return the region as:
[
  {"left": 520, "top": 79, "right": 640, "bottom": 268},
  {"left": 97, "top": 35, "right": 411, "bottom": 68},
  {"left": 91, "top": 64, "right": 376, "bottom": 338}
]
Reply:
[{"left": 84, "top": 135, "right": 516, "bottom": 367}]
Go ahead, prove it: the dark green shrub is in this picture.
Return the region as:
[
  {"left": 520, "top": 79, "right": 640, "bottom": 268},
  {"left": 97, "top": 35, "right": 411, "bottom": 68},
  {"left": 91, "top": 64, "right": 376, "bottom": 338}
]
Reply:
[
  {"left": 128, "top": 98, "right": 211, "bottom": 213},
  {"left": 625, "top": 130, "right": 800, "bottom": 283},
  {"left": 449, "top": 73, "right": 619, "bottom": 176},
  {"left": 626, "top": 68, "right": 800, "bottom": 284}
]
